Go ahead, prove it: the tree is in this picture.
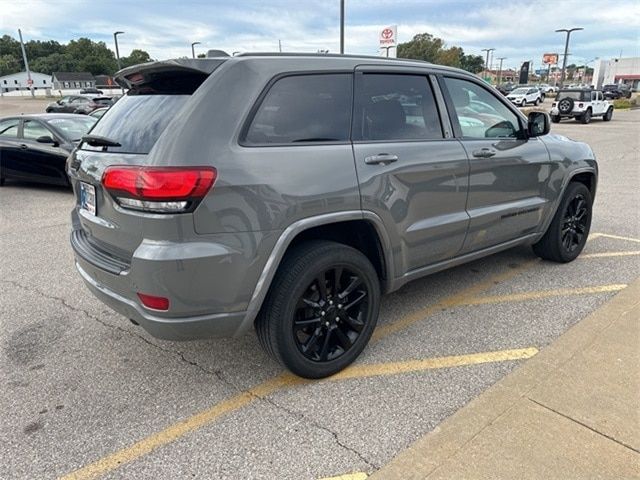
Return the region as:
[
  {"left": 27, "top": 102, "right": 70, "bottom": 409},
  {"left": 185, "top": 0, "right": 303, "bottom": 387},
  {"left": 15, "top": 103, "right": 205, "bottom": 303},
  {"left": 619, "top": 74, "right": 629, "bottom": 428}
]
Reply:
[
  {"left": 120, "top": 49, "right": 152, "bottom": 69},
  {"left": 397, "top": 32, "right": 485, "bottom": 74},
  {"left": 397, "top": 33, "right": 445, "bottom": 63},
  {"left": 31, "top": 53, "right": 79, "bottom": 75},
  {"left": 0, "top": 54, "right": 21, "bottom": 76},
  {"left": 460, "top": 54, "right": 484, "bottom": 74}
]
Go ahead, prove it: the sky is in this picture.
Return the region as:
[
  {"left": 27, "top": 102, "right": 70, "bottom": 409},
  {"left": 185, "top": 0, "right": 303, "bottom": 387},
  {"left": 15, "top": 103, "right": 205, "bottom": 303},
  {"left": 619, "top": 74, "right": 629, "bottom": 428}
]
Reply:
[{"left": 2, "top": 0, "right": 639, "bottom": 71}]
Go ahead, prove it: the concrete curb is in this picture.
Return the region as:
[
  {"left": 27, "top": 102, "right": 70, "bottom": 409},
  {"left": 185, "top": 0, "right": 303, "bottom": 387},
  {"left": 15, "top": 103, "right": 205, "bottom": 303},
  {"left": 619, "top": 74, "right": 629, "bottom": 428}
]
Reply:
[{"left": 370, "top": 277, "right": 640, "bottom": 479}]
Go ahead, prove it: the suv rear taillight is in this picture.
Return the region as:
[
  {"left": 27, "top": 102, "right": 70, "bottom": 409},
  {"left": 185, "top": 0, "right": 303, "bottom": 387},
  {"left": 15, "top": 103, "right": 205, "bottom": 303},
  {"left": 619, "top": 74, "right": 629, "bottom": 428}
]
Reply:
[{"left": 102, "top": 166, "right": 216, "bottom": 213}]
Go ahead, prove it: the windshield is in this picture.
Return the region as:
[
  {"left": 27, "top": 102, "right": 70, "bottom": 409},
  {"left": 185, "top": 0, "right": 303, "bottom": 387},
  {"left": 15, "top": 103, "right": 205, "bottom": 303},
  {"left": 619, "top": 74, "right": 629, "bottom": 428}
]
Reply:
[
  {"left": 81, "top": 94, "right": 189, "bottom": 154},
  {"left": 603, "top": 85, "right": 618, "bottom": 89},
  {"left": 511, "top": 88, "right": 528, "bottom": 95},
  {"left": 45, "top": 117, "right": 96, "bottom": 141}
]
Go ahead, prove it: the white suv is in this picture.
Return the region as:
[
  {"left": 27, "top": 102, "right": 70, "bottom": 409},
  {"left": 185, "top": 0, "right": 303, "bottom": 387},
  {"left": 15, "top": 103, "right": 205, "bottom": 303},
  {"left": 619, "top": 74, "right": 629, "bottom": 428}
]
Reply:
[
  {"left": 506, "top": 87, "right": 543, "bottom": 107},
  {"left": 550, "top": 89, "right": 613, "bottom": 124}
]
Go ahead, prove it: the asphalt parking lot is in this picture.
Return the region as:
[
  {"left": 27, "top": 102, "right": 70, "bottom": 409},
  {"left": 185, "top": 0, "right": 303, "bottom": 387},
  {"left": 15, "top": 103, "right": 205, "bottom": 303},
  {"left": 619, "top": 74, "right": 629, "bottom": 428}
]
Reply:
[{"left": 1, "top": 98, "right": 639, "bottom": 480}]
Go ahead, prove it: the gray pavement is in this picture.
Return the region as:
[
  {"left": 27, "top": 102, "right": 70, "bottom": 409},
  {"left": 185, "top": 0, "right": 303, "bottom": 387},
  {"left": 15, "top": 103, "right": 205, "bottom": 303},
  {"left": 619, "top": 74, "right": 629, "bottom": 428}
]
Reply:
[
  {"left": 1, "top": 102, "right": 639, "bottom": 480},
  {"left": 370, "top": 278, "right": 640, "bottom": 480}
]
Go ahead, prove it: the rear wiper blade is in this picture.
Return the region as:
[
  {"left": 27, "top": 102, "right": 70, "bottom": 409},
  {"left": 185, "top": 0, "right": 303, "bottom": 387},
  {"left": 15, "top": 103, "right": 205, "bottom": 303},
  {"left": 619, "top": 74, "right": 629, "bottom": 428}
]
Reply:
[{"left": 82, "top": 134, "right": 121, "bottom": 147}]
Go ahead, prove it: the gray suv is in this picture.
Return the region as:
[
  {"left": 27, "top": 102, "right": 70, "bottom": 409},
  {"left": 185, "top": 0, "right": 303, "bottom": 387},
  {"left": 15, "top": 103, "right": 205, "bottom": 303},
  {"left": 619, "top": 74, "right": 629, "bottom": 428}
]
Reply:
[{"left": 69, "top": 54, "right": 597, "bottom": 378}]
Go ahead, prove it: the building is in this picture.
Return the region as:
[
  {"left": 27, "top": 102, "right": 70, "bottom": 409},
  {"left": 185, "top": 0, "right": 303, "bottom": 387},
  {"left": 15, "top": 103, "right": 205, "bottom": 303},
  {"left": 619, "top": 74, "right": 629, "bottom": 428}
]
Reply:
[
  {"left": 592, "top": 57, "right": 640, "bottom": 90},
  {"left": 52, "top": 72, "right": 96, "bottom": 90},
  {"left": 0, "top": 71, "right": 52, "bottom": 93},
  {"left": 484, "top": 68, "right": 517, "bottom": 84},
  {"left": 95, "top": 75, "right": 117, "bottom": 89}
]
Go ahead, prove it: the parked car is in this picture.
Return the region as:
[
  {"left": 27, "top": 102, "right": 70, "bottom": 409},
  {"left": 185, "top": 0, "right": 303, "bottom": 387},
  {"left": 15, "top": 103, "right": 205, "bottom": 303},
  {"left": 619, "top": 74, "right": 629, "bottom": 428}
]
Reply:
[
  {"left": 74, "top": 97, "right": 114, "bottom": 115},
  {"left": 602, "top": 83, "right": 631, "bottom": 99},
  {"left": 550, "top": 89, "right": 613, "bottom": 123},
  {"left": 0, "top": 114, "right": 96, "bottom": 186},
  {"left": 46, "top": 95, "right": 104, "bottom": 114},
  {"left": 506, "top": 87, "right": 543, "bottom": 106},
  {"left": 538, "top": 84, "right": 557, "bottom": 94},
  {"left": 89, "top": 107, "right": 109, "bottom": 119},
  {"left": 68, "top": 54, "right": 597, "bottom": 378},
  {"left": 80, "top": 88, "right": 104, "bottom": 95}
]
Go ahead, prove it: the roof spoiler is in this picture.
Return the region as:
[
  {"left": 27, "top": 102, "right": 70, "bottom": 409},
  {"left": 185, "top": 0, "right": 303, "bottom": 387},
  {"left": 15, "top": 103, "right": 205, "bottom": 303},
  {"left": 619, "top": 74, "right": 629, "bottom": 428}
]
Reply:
[{"left": 114, "top": 58, "right": 227, "bottom": 90}]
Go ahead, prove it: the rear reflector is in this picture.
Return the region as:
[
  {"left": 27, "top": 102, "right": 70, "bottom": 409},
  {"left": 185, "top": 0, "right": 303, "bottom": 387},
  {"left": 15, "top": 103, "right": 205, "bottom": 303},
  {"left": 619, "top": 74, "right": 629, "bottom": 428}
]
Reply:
[
  {"left": 137, "top": 293, "right": 170, "bottom": 311},
  {"left": 102, "top": 166, "right": 216, "bottom": 213}
]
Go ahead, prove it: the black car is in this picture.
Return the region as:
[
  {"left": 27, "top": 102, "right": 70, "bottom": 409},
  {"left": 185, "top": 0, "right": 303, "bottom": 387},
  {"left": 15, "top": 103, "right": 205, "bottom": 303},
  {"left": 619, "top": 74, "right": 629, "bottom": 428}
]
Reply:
[
  {"left": 45, "top": 95, "right": 103, "bottom": 114},
  {"left": 602, "top": 83, "right": 631, "bottom": 99},
  {"left": 0, "top": 114, "right": 96, "bottom": 187},
  {"left": 74, "top": 97, "right": 114, "bottom": 114}
]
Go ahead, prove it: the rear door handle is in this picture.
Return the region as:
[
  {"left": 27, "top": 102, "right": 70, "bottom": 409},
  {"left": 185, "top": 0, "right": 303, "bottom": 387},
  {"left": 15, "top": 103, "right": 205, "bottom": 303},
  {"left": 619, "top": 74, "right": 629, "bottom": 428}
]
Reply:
[
  {"left": 472, "top": 148, "right": 496, "bottom": 158},
  {"left": 364, "top": 153, "right": 399, "bottom": 165}
]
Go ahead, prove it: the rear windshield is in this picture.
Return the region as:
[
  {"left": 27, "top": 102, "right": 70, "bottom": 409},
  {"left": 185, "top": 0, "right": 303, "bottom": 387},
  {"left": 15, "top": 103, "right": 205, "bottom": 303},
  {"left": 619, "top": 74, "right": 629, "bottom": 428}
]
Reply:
[
  {"left": 80, "top": 94, "right": 189, "bottom": 154},
  {"left": 557, "top": 91, "right": 590, "bottom": 101}
]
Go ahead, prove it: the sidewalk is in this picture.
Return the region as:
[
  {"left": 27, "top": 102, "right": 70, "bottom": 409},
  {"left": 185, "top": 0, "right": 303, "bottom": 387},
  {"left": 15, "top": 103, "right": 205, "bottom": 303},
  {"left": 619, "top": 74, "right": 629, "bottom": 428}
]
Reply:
[{"left": 370, "top": 278, "right": 640, "bottom": 480}]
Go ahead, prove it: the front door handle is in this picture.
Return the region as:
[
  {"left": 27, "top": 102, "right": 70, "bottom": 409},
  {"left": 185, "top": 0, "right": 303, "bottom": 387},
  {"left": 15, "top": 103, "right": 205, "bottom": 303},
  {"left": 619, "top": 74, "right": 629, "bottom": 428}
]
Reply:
[
  {"left": 19, "top": 144, "right": 29, "bottom": 150},
  {"left": 472, "top": 148, "right": 496, "bottom": 158},
  {"left": 364, "top": 153, "right": 399, "bottom": 165}
]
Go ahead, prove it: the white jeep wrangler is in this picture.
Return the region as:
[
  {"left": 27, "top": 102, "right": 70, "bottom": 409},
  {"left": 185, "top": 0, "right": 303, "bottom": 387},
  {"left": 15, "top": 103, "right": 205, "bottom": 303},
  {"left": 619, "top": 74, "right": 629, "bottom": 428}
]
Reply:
[{"left": 550, "top": 89, "right": 613, "bottom": 124}]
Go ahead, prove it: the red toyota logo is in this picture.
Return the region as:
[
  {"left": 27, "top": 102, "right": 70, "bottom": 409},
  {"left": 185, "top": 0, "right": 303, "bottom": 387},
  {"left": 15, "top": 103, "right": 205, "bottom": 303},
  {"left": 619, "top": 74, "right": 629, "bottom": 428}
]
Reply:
[{"left": 382, "top": 28, "right": 393, "bottom": 39}]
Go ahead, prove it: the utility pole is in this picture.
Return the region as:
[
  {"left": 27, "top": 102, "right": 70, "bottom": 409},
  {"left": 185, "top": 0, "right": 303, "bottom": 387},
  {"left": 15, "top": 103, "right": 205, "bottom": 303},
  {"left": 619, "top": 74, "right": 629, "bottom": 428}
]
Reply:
[
  {"left": 278, "top": 39, "right": 282, "bottom": 53},
  {"left": 18, "top": 29, "right": 34, "bottom": 98},
  {"left": 481, "top": 48, "right": 495, "bottom": 81},
  {"left": 114, "top": 31, "right": 124, "bottom": 94},
  {"left": 555, "top": 27, "right": 583, "bottom": 87},
  {"left": 339, "top": 0, "right": 345, "bottom": 54},
  {"left": 191, "top": 41, "right": 201, "bottom": 59},
  {"left": 497, "top": 57, "right": 506, "bottom": 85}
]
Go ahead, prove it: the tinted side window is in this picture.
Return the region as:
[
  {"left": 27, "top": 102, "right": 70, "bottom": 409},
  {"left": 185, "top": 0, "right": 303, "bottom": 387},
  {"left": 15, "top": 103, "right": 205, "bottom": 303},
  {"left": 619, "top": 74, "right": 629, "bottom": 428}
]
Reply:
[
  {"left": 355, "top": 74, "right": 442, "bottom": 141},
  {"left": 23, "top": 120, "right": 51, "bottom": 140},
  {"left": 443, "top": 77, "right": 521, "bottom": 139},
  {"left": 244, "top": 74, "right": 352, "bottom": 145},
  {"left": 0, "top": 118, "right": 19, "bottom": 138}
]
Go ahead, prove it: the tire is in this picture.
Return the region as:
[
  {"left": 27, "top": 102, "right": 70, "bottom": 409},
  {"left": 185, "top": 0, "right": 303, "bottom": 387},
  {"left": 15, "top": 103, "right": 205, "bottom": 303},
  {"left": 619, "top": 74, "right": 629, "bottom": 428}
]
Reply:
[
  {"left": 256, "top": 240, "right": 381, "bottom": 379},
  {"left": 551, "top": 115, "right": 561, "bottom": 123},
  {"left": 558, "top": 97, "right": 574, "bottom": 114},
  {"left": 535, "top": 98, "right": 541, "bottom": 106},
  {"left": 603, "top": 107, "right": 613, "bottom": 121},
  {"left": 532, "top": 182, "right": 592, "bottom": 263},
  {"left": 581, "top": 109, "right": 592, "bottom": 124},
  {"left": 0, "top": 176, "right": 5, "bottom": 187},
  {"left": 521, "top": 99, "right": 527, "bottom": 107}
]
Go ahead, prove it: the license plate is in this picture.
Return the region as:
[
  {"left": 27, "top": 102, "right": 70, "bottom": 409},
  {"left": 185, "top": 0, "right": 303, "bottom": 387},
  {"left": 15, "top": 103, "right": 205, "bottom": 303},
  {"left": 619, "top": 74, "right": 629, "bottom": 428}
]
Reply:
[{"left": 80, "top": 182, "right": 96, "bottom": 215}]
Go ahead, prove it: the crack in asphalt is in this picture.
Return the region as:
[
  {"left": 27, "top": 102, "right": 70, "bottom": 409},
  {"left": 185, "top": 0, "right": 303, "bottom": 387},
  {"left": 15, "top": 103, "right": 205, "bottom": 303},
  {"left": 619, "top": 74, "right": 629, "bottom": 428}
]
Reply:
[{"left": 2, "top": 279, "right": 377, "bottom": 469}]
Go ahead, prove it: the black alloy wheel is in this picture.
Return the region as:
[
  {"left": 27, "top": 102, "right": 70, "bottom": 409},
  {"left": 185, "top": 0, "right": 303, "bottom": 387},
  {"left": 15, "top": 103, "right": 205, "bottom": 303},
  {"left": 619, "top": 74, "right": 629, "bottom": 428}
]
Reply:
[
  {"left": 532, "top": 182, "right": 592, "bottom": 263},
  {"left": 560, "top": 194, "right": 589, "bottom": 253},
  {"left": 293, "top": 266, "right": 369, "bottom": 362},
  {"left": 256, "top": 240, "right": 380, "bottom": 379}
]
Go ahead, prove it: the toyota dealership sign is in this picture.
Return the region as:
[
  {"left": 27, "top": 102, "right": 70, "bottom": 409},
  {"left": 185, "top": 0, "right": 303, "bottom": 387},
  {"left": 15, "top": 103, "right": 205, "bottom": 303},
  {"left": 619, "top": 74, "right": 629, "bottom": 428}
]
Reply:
[{"left": 379, "top": 25, "right": 397, "bottom": 57}]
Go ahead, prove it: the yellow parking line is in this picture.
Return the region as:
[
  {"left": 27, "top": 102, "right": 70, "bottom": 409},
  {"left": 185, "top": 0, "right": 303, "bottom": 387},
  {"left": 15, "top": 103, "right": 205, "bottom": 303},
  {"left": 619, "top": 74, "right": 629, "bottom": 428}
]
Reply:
[
  {"left": 329, "top": 348, "right": 538, "bottom": 381},
  {"left": 371, "top": 259, "right": 540, "bottom": 342},
  {"left": 581, "top": 251, "right": 640, "bottom": 258},
  {"left": 59, "top": 374, "right": 304, "bottom": 480},
  {"left": 320, "top": 473, "right": 368, "bottom": 480},
  {"left": 591, "top": 232, "right": 640, "bottom": 243},
  {"left": 463, "top": 284, "right": 627, "bottom": 306}
]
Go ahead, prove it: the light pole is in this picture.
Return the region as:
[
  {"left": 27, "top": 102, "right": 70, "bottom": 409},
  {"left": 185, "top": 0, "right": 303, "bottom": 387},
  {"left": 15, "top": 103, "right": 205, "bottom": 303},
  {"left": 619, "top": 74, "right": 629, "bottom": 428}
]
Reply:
[
  {"left": 497, "top": 57, "right": 506, "bottom": 85},
  {"left": 556, "top": 27, "right": 583, "bottom": 87},
  {"left": 481, "top": 48, "right": 495, "bottom": 81},
  {"left": 113, "top": 31, "right": 124, "bottom": 71},
  {"left": 339, "top": 0, "right": 345, "bottom": 54},
  {"left": 191, "top": 41, "right": 201, "bottom": 59}
]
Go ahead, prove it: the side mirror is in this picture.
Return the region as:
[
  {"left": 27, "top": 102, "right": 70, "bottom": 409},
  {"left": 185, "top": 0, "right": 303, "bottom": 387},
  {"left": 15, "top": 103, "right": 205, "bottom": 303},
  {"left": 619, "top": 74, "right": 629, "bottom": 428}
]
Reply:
[
  {"left": 527, "top": 111, "right": 550, "bottom": 137},
  {"left": 57, "top": 100, "right": 63, "bottom": 105},
  {"left": 36, "top": 135, "right": 57, "bottom": 146}
]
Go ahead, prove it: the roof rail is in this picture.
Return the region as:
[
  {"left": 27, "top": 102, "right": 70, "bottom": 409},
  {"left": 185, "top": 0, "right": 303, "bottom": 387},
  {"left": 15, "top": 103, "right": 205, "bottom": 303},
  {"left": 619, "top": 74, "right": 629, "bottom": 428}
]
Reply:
[{"left": 234, "top": 52, "right": 431, "bottom": 64}]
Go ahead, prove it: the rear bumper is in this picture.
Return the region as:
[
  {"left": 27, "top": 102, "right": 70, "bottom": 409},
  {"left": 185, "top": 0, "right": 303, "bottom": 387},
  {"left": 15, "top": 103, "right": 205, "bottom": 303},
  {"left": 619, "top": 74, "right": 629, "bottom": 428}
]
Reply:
[{"left": 75, "top": 260, "right": 248, "bottom": 340}]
